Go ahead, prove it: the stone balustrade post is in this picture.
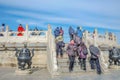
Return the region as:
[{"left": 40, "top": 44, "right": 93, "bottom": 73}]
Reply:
[
  {"left": 112, "top": 33, "right": 115, "bottom": 42},
  {"left": 5, "top": 25, "right": 9, "bottom": 43},
  {"left": 84, "top": 30, "right": 88, "bottom": 45},
  {"left": 25, "top": 24, "right": 29, "bottom": 42},
  {"left": 105, "top": 31, "right": 108, "bottom": 44},
  {"left": 47, "top": 24, "right": 52, "bottom": 47},
  {"left": 94, "top": 28, "right": 98, "bottom": 46}
]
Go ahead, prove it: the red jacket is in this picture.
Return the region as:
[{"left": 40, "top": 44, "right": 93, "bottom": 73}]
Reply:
[
  {"left": 18, "top": 26, "right": 25, "bottom": 32},
  {"left": 17, "top": 26, "right": 25, "bottom": 36}
]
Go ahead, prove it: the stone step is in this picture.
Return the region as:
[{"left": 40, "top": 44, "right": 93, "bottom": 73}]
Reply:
[
  {"left": 58, "top": 61, "right": 91, "bottom": 68},
  {"left": 58, "top": 66, "right": 96, "bottom": 73},
  {"left": 57, "top": 58, "right": 89, "bottom": 63}
]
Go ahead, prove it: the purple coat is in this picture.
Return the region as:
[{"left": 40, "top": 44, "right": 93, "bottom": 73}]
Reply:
[
  {"left": 78, "top": 46, "right": 87, "bottom": 59},
  {"left": 66, "top": 43, "right": 77, "bottom": 56}
]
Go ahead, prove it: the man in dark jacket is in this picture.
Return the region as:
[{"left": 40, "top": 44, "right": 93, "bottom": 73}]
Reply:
[
  {"left": 89, "top": 45, "right": 101, "bottom": 74},
  {"left": 69, "top": 26, "right": 75, "bottom": 40}
]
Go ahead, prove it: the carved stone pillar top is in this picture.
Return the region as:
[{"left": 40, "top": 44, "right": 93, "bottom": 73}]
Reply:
[{"left": 6, "top": 25, "right": 9, "bottom": 32}]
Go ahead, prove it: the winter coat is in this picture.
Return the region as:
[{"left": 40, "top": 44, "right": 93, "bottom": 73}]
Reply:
[
  {"left": 73, "top": 34, "right": 82, "bottom": 46},
  {"left": 55, "top": 35, "right": 63, "bottom": 43},
  {"left": 66, "top": 43, "right": 77, "bottom": 56},
  {"left": 69, "top": 27, "right": 75, "bottom": 35},
  {"left": 89, "top": 45, "right": 100, "bottom": 59},
  {"left": 18, "top": 26, "right": 25, "bottom": 32},
  {"left": 17, "top": 26, "right": 25, "bottom": 36},
  {"left": 78, "top": 45, "right": 88, "bottom": 59}
]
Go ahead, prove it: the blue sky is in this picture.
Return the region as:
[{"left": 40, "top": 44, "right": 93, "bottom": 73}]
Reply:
[{"left": 0, "top": 0, "right": 120, "bottom": 43}]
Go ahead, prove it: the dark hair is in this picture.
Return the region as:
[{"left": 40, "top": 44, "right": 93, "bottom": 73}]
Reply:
[
  {"left": 2, "top": 24, "right": 5, "bottom": 26},
  {"left": 70, "top": 39, "right": 74, "bottom": 42}
]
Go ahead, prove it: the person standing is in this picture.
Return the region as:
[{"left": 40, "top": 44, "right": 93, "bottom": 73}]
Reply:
[
  {"left": 0, "top": 24, "right": 5, "bottom": 36},
  {"left": 0, "top": 24, "right": 5, "bottom": 32},
  {"left": 55, "top": 33, "right": 65, "bottom": 58},
  {"left": 69, "top": 26, "right": 75, "bottom": 40},
  {"left": 66, "top": 40, "right": 77, "bottom": 72},
  {"left": 76, "top": 27, "right": 83, "bottom": 40},
  {"left": 17, "top": 24, "right": 25, "bottom": 36},
  {"left": 54, "top": 27, "right": 60, "bottom": 38},
  {"left": 89, "top": 45, "right": 101, "bottom": 74},
  {"left": 78, "top": 42, "right": 88, "bottom": 71}
]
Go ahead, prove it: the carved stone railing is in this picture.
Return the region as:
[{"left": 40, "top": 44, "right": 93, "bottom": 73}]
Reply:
[
  {"left": 0, "top": 25, "right": 48, "bottom": 44},
  {"left": 83, "top": 29, "right": 116, "bottom": 73},
  {"left": 83, "top": 29, "right": 117, "bottom": 47},
  {"left": 47, "top": 24, "right": 58, "bottom": 77}
]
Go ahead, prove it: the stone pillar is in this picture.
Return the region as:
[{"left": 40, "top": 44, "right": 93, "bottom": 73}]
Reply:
[
  {"left": 47, "top": 24, "right": 52, "bottom": 46},
  {"left": 84, "top": 30, "right": 88, "bottom": 45},
  {"left": 5, "top": 25, "right": 9, "bottom": 43},
  {"left": 94, "top": 28, "right": 98, "bottom": 46},
  {"left": 112, "top": 33, "right": 115, "bottom": 45},
  {"left": 25, "top": 24, "right": 29, "bottom": 42},
  {"left": 48, "top": 24, "right": 52, "bottom": 34},
  {"left": 112, "top": 33, "right": 114, "bottom": 42},
  {"left": 105, "top": 31, "right": 109, "bottom": 44},
  {"left": 47, "top": 24, "right": 58, "bottom": 76}
]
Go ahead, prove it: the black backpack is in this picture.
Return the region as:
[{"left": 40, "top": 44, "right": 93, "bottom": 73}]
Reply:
[{"left": 83, "top": 47, "right": 88, "bottom": 55}]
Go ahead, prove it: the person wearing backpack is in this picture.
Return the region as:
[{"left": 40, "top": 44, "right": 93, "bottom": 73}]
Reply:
[
  {"left": 54, "top": 27, "right": 60, "bottom": 38},
  {"left": 78, "top": 42, "right": 88, "bottom": 71},
  {"left": 89, "top": 45, "right": 101, "bottom": 74},
  {"left": 69, "top": 26, "right": 75, "bottom": 40},
  {"left": 76, "top": 27, "right": 83, "bottom": 40}
]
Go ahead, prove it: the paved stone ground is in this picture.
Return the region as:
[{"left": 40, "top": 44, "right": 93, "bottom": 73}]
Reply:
[{"left": 0, "top": 67, "right": 120, "bottom": 80}]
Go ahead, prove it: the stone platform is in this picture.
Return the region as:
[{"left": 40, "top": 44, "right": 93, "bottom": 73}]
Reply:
[
  {"left": 1, "top": 67, "right": 120, "bottom": 80},
  {"left": 15, "top": 69, "right": 32, "bottom": 75}
]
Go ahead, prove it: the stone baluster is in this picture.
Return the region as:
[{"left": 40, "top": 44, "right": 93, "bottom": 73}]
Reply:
[
  {"left": 47, "top": 24, "right": 52, "bottom": 47},
  {"left": 112, "top": 33, "right": 114, "bottom": 42},
  {"left": 105, "top": 31, "right": 109, "bottom": 44},
  {"left": 5, "top": 25, "right": 9, "bottom": 43},
  {"left": 112, "top": 33, "right": 116, "bottom": 45},
  {"left": 25, "top": 24, "right": 29, "bottom": 42},
  {"left": 94, "top": 28, "right": 98, "bottom": 46},
  {"left": 84, "top": 30, "right": 88, "bottom": 45}
]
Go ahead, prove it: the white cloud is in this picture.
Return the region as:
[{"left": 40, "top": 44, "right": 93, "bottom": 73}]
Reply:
[{"left": 1, "top": 0, "right": 120, "bottom": 30}]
